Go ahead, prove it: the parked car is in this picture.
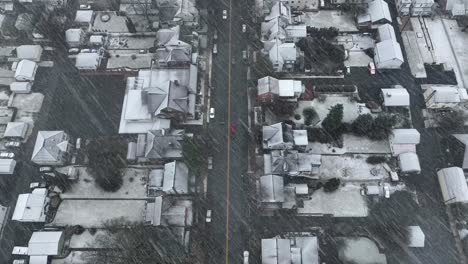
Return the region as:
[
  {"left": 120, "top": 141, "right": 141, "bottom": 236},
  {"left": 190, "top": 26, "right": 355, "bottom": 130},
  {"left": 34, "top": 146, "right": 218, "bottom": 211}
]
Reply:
[
  {"left": 242, "top": 24, "right": 247, "bottom": 33},
  {"left": 208, "top": 156, "right": 213, "bottom": 170},
  {"left": 383, "top": 185, "right": 390, "bottom": 198},
  {"left": 206, "top": 210, "right": 212, "bottom": 223},
  {"left": 30, "top": 182, "right": 47, "bottom": 190},
  {"left": 0, "top": 152, "right": 15, "bottom": 159},
  {"left": 76, "top": 138, "right": 82, "bottom": 149},
  {"left": 5, "top": 141, "right": 21, "bottom": 148},
  {"left": 214, "top": 30, "right": 218, "bottom": 40},
  {"left": 39, "top": 166, "right": 53, "bottom": 173},
  {"left": 230, "top": 122, "right": 237, "bottom": 135},
  {"left": 368, "top": 62, "right": 376, "bottom": 75},
  {"left": 213, "top": 44, "right": 218, "bottom": 54},
  {"left": 243, "top": 251, "right": 249, "bottom": 264},
  {"left": 222, "top": 10, "right": 227, "bottom": 19},
  {"left": 209, "top": 108, "right": 215, "bottom": 119},
  {"left": 346, "top": 66, "right": 351, "bottom": 74},
  {"left": 242, "top": 50, "right": 248, "bottom": 61}
]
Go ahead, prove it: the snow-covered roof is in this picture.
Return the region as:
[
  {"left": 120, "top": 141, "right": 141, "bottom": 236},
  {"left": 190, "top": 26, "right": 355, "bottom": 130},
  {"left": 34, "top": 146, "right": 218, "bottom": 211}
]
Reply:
[
  {"left": 15, "top": 60, "right": 38, "bottom": 81},
  {"left": 65, "top": 28, "right": 84, "bottom": 43},
  {"left": 75, "top": 52, "right": 100, "bottom": 70},
  {"left": 16, "top": 45, "right": 43, "bottom": 62},
  {"left": 29, "top": 255, "right": 48, "bottom": 264},
  {"left": 398, "top": 152, "right": 421, "bottom": 173},
  {"left": 278, "top": 80, "right": 301, "bottom": 97},
  {"left": 262, "top": 236, "right": 319, "bottom": 264},
  {"left": 74, "top": 10, "right": 93, "bottom": 24},
  {"left": 377, "top": 23, "right": 396, "bottom": 41},
  {"left": 265, "top": 1, "right": 291, "bottom": 22},
  {"left": 437, "top": 167, "right": 468, "bottom": 204},
  {"left": 12, "top": 188, "right": 47, "bottom": 222},
  {"left": 374, "top": 40, "right": 404, "bottom": 67},
  {"left": 262, "top": 238, "right": 291, "bottom": 264},
  {"left": 31, "top": 131, "right": 69, "bottom": 165},
  {"left": 4, "top": 121, "right": 28, "bottom": 138},
  {"left": 428, "top": 86, "right": 463, "bottom": 103},
  {"left": 162, "top": 161, "right": 189, "bottom": 194},
  {"left": 28, "top": 231, "right": 63, "bottom": 256},
  {"left": 258, "top": 76, "right": 280, "bottom": 96},
  {"left": 381, "top": 88, "right": 410, "bottom": 106},
  {"left": 390, "top": 129, "right": 420, "bottom": 144},
  {"left": 0, "top": 159, "right": 16, "bottom": 175},
  {"left": 368, "top": 0, "right": 392, "bottom": 23},
  {"left": 293, "top": 130, "right": 308, "bottom": 146},
  {"left": 260, "top": 175, "right": 285, "bottom": 203},
  {"left": 269, "top": 41, "right": 297, "bottom": 71},
  {"left": 407, "top": 226, "right": 425, "bottom": 247},
  {"left": 10, "top": 82, "right": 32, "bottom": 93},
  {"left": 263, "top": 123, "right": 284, "bottom": 148}
]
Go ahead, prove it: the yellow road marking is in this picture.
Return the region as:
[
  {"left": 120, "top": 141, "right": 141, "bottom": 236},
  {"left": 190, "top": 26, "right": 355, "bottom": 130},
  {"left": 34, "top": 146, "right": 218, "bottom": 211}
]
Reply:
[{"left": 225, "top": 0, "right": 233, "bottom": 263}]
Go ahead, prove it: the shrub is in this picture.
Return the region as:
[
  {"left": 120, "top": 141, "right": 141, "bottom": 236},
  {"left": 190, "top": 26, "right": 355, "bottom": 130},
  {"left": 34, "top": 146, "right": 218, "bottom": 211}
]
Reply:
[
  {"left": 323, "top": 178, "right": 341, "bottom": 192},
  {"left": 307, "top": 127, "right": 331, "bottom": 143},
  {"left": 352, "top": 114, "right": 374, "bottom": 136},
  {"left": 321, "top": 104, "right": 344, "bottom": 137},
  {"left": 369, "top": 114, "right": 397, "bottom": 140},
  {"left": 366, "top": 155, "right": 387, "bottom": 164},
  {"left": 294, "top": 114, "right": 301, "bottom": 120},
  {"left": 303, "top": 107, "right": 318, "bottom": 126}
]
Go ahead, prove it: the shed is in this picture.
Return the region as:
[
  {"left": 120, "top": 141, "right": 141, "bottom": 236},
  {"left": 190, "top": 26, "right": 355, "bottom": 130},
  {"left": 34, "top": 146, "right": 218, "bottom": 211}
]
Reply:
[
  {"left": 407, "top": 226, "right": 425, "bottom": 247},
  {"left": 12, "top": 188, "right": 48, "bottom": 222},
  {"left": 437, "top": 167, "right": 468, "bottom": 204},
  {"left": 381, "top": 88, "right": 410, "bottom": 107},
  {"left": 29, "top": 256, "right": 48, "bottom": 264},
  {"left": 15, "top": 60, "right": 38, "bottom": 81},
  {"left": 398, "top": 152, "right": 421, "bottom": 173},
  {"left": 0, "top": 159, "right": 16, "bottom": 174},
  {"left": 74, "top": 10, "right": 93, "bottom": 24},
  {"left": 75, "top": 52, "right": 100, "bottom": 70},
  {"left": 10, "top": 82, "right": 32, "bottom": 93},
  {"left": 16, "top": 45, "right": 43, "bottom": 62},
  {"left": 28, "top": 231, "right": 64, "bottom": 256},
  {"left": 366, "top": 185, "right": 381, "bottom": 195},
  {"left": 4, "top": 122, "right": 28, "bottom": 138},
  {"left": 293, "top": 130, "right": 308, "bottom": 146},
  {"left": 390, "top": 129, "right": 420, "bottom": 144},
  {"left": 374, "top": 40, "right": 404, "bottom": 69}
]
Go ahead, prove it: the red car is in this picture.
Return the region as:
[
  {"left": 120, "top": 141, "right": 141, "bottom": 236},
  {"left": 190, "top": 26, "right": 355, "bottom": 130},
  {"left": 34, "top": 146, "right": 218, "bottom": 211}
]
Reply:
[{"left": 230, "top": 122, "right": 237, "bottom": 135}]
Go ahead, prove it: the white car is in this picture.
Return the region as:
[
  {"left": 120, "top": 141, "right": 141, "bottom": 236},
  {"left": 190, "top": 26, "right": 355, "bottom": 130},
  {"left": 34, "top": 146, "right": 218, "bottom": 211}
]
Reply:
[
  {"left": 213, "top": 44, "right": 218, "bottom": 54},
  {"left": 222, "top": 10, "right": 227, "bottom": 19},
  {"left": 0, "top": 152, "right": 14, "bottom": 159},
  {"left": 5, "top": 141, "right": 21, "bottom": 148},
  {"left": 208, "top": 156, "right": 213, "bottom": 170},
  {"left": 242, "top": 24, "right": 247, "bottom": 33},
  {"left": 383, "top": 185, "right": 390, "bottom": 198},
  {"left": 209, "top": 107, "right": 215, "bottom": 118},
  {"left": 39, "top": 166, "right": 53, "bottom": 173},
  {"left": 214, "top": 30, "right": 218, "bottom": 40},
  {"left": 206, "top": 210, "right": 212, "bottom": 223},
  {"left": 368, "top": 62, "right": 376, "bottom": 75},
  {"left": 243, "top": 251, "right": 249, "bottom": 264}
]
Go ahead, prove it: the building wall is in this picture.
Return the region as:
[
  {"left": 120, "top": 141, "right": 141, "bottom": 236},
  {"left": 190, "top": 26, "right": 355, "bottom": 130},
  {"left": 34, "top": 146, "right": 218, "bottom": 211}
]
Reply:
[{"left": 330, "top": 0, "right": 367, "bottom": 4}]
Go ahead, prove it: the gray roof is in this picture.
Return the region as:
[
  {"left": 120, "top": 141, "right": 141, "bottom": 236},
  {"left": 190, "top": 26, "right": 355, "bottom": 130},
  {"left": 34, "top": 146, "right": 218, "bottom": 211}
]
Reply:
[
  {"left": 4, "top": 121, "right": 28, "bottom": 138},
  {"left": 146, "top": 196, "right": 192, "bottom": 227},
  {"left": 398, "top": 152, "right": 421, "bottom": 173},
  {"left": 31, "top": 131, "right": 69, "bottom": 165},
  {"left": 28, "top": 231, "right": 63, "bottom": 256},
  {"left": 391, "top": 129, "right": 420, "bottom": 144},
  {"left": 163, "top": 161, "right": 189, "bottom": 194},
  {"left": 145, "top": 129, "right": 184, "bottom": 159},
  {"left": 260, "top": 175, "right": 285, "bottom": 203},
  {"left": 453, "top": 134, "right": 468, "bottom": 170},
  {"left": 156, "top": 26, "right": 180, "bottom": 46},
  {"left": 437, "top": 167, "right": 468, "bottom": 204},
  {"left": 262, "top": 236, "right": 319, "bottom": 264},
  {"left": 262, "top": 238, "right": 291, "bottom": 264},
  {"left": 258, "top": 76, "right": 280, "bottom": 96},
  {"left": 368, "top": 0, "right": 392, "bottom": 23}
]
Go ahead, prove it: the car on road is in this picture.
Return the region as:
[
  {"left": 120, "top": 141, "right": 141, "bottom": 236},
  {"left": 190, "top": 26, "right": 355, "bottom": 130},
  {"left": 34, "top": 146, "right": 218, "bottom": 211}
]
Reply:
[
  {"left": 30, "top": 182, "right": 47, "bottom": 190},
  {"left": 243, "top": 251, "right": 249, "bottom": 264},
  {"left": 222, "top": 10, "right": 227, "bottom": 19},
  {"left": 76, "top": 138, "right": 82, "bottom": 149},
  {"left": 213, "top": 44, "right": 217, "bottom": 54},
  {"left": 208, "top": 157, "right": 213, "bottom": 170},
  {"left": 230, "top": 122, "right": 237, "bottom": 135},
  {"left": 209, "top": 107, "right": 215, "bottom": 119},
  {"left": 383, "top": 184, "right": 390, "bottom": 198},
  {"left": 242, "top": 24, "right": 247, "bottom": 33},
  {"left": 39, "top": 166, "right": 53, "bottom": 173},
  {"left": 346, "top": 66, "right": 351, "bottom": 74},
  {"left": 368, "top": 62, "right": 376, "bottom": 75},
  {"left": 206, "top": 210, "right": 212, "bottom": 223},
  {"left": 0, "top": 152, "right": 15, "bottom": 159},
  {"left": 214, "top": 30, "right": 218, "bottom": 40},
  {"left": 242, "top": 50, "right": 248, "bottom": 61},
  {"left": 5, "top": 141, "right": 21, "bottom": 148}
]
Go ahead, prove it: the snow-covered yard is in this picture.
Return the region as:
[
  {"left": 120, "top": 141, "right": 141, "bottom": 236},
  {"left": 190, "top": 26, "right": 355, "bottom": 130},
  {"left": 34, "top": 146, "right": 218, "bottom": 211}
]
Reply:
[
  {"left": 302, "top": 11, "right": 358, "bottom": 32},
  {"left": 297, "top": 184, "right": 368, "bottom": 217},
  {"left": 337, "top": 237, "right": 387, "bottom": 264},
  {"left": 319, "top": 154, "right": 389, "bottom": 181},
  {"left": 307, "top": 134, "right": 391, "bottom": 155}
]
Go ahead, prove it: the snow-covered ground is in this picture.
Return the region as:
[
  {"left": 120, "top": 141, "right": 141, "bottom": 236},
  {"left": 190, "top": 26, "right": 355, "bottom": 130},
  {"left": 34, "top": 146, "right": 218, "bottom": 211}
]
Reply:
[
  {"left": 302, "top": 11, "right": 358, "bottom": 32},
  {"left": 337, "top": 237, "right": 387, "bottom": 264},
  {"left": 319, "top": 154, "right": 390, "bottom": 182},
  {"left": 297, "top": 184, "right": 369, "bottom": 217},
  {"left": 307, "top": 134, "right": 390, "bottom": 155}
]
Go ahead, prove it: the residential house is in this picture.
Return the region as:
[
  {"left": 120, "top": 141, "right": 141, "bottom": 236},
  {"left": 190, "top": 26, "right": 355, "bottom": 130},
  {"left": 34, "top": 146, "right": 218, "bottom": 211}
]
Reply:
[
  {"left": 31, "top": 131, "right": 70, "bottom": 166},
  {"left": 263, "top": 150, "right": 321, "bottom": 176},
  {"left": 145, "top": 196, "right": 193, "bottom": 227},
  {"left": 263, "top": 122, "right": 295, "bottom": 149},
  {"left": 12, "top": 231, "right": 65, "bottom": 264},
  {"left": 262, "top": 235, "right": 319, "bottom": 264},
  {"left": 358, "top": 0, "right": 392, "bottom": 28},
  {"left": 257, "top": 76, "right": 304, "bottom": 103},
  {"left": 381, "top": 87, "right": 410, "bottom": 108},
  {"left": 259, "top": 174, "right": 297, "bottom": 210},
  {"left": 373, "top": 24, "right": 404, "bottom": 69},
  {"left": 75, "top": 52, "right": 101, "bottom": 70},
  {"left": 129, "top": 129, "right": 188, "bottom": 162},
  {"left": 422, "top": 85, "right": 468, "bottom": 109},
  {"left": 15, "top": 60, "right": 38, "bottom": 81},
  {"left": 12, "top": 188, "right": 49, "bottom": 222},
  {"left": 147, "top": 161, "right": 191, "bottom": 195},
  {"left": 16, "top": 45, "right": 43, "bottom": 62},
  {"left": 439, "top": 0, "right": 468, "bottom": 16},
  {"left": 65, "top": 28, "right": 85, "bottom": 48},
  {"left": 397, "top": 0, "right": 413, "bottom": 15},
  {"left": 389, "top": 129, "right": 420, "bottom": 156},
  {"left": 256, "top": 0, "right": 318, "bottom": 13},
  {"left": 0, "top": 158, "right": 16, "bottom": 175},
  {"left": 437, "top": 167, "right": 468, "bottom": 204},
  {"left": 4, "top": 121, "right": 28, "bottom": 139},
  {"left": 268, "top": 40, "right": 303, "bottom": 72},
  {"left": 73, "top": 10, "right": 94, "bottom": 28},
  {"left": 397, "top": 0, "right": 434, "bottom": 16},
  {"left": 398, "top": 152, "right": 421, "bottom": 174}
]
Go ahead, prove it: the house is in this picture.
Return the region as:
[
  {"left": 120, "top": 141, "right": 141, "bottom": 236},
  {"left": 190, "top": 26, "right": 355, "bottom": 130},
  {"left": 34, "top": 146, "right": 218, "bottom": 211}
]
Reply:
[
  {"left": 262, "top": 235, "right": 319, "bottom": 264},
  {"left": 422, "top": 85, "right": 468, "bottom": 109},
  {"left": 4, "top": 121, "right": 28, "bottom": 139},
  {"left": 377, "top": 23, "right": 396, "bottom": 42},
  {"left": 396, "top": 0, "right": 434, "bottom": 15},
  {"left": 147, "top": 161, "right": 191, "bottom": 194},
  {"left": 449, "top": 134, "right": 468, "bottom": 171},
  {"left": 438, "top": 0, "right": 468, "bottom": 15},
  {"left": 398, "top": 152, "right": 421, "bottom": 174},
  {"left": 73, "top": 10, "right": 94, "bottom": 26},
  {"left": 437, "top": 167, "right": 468, "bottom": 204},
  {"left": 130, "top": 129, "right": 188, "bottom": 161},
  {"left": 10, "top": 82, "right": 32, "bottom": 93},
  {"left": 407, "top": 226, "right": 425, "bottom": 247},
  {"left": 0, "top": 158, "right": 16, "bottom": 174},
  {"left": 263, "top": 122, "right": 294, "bottom": 149},
  {"left": 31, "top": 131, "right": 70, "bottom": 166},
  {"left": 267, "top": 39, "right": 302, "bottom": 72},
  {"left": 381, "top": 87, "right": 410, "bottom": 107},
  {"left": 75, "top": 52, "right": 101, "bottom": 70},
  {"left": 15, "top": 60, "right": 38, "bottom": 81},
  {"left": 259, "top": 174, "right": 284, "bottom": 205},
  {"left": 16, "top": 45, "right": 43, "bottom": 62},
  {"left": 65, "top": 28, "right": 85, "bottom": 48},
  {"left": 358, "top": 0, "right": 392, "bottom": 27},
  {"left": 374, "top": 39, "right": 404, "bottom": 69},
  {"left": 257, "top": 76, "right": 304, "bottom": 103},
  {"left": 12, "top": 188, "right": 48, "bottom": 222},
  {"left": 145, "top": 196, "right": 193, "bottom": 227},
  {"left": 264, "top": 150, "right": 321, "bottom": 176},
  {"left": 389, "top": 129, "right": 420, "bottom": 156},
  {"left": 27, "top": 231, "right": 65, "bottom": 258}
]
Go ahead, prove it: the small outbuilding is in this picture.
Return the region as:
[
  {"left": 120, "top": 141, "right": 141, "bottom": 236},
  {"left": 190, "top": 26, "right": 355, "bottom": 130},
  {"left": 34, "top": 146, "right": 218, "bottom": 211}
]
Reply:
[
  {"left": 4, "top": 121, "right": 28, "bottom": 139},
  {"left": 398, "top": 152, "right": 421, "bottom": 174},
  {"left": 437, "top": 167, "right": 468, "bottom": 204},
  {"left": 0, "top": 159, "right": 16, "bottom": 175},
  {"left": 75, "top": 52, "right": 100, "bottom": 70},
  {"left": 10, "top": 82, "right": 32, "bottom": 93},
  {"left": 14, "top": 60, "right": 38, "bottom": 81},
  {"left": 381, "top": 88, "right": 410, "bottom": 107}
]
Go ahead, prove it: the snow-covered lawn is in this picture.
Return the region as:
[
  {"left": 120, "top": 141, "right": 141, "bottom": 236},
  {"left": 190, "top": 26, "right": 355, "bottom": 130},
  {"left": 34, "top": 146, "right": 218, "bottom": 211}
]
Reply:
[
  {"left": 319, "top": 154, "right": 389, "bottom": 181},
  {"left": 302, "top": 11, "right": 358, "bottom": 32},
  {"left": 337, "top": 237, "right": 387, "bottom": 264}
]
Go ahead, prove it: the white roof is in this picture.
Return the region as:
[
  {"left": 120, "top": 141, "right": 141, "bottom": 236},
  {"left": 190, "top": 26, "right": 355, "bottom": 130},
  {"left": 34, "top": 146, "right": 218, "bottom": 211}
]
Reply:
[
  {"left": 29, "top": 255, "right": 48, "bottom": 264},
  {"left": 381, "top": 88, "right": 410, "bottom": 106},
  {"left": 89, "top": 35, "right": 103, "bottom": 44},
  {"left": 407, "top": 226, "right": 425, "bottom": 247},
  {"left": 0, "top": 159, "right": 16, "bottom": 174},
  {"left": 31, "top": 131, "right": 68, "bottom": 165},
  {"left": 74, "top": 10, "right": 93, "bottom": 23},
  {"left": 15, "top": 60, "right": 37, "bottom": 81},
  {"left": 375, "top": 40, "right": 404, "bottom": 67},
  {"left": 260, "top": 175, "right": 285, "bottom": 203},
  {"left": 16, "top": 45, "right": 43, "bottom": 62},
  {"left": 293, "top": 130, "right": 308, "bottom": 146},
  {"left": 162, "top": 161, "right": 189, "bottom": 194},
  {"left": 399, "top": 152, "right": 421, "bottom": 173},
  {"left": 377, "top": 23, "right": 396, "bottom": 41},
  {"left": 429, "top": 86, "right": 462, "bottom": 103},
  {"left": 75, "top": 53, "right": 100, "bottom": 70},
  {"left": 65, "top": 28, "right": 83, "bottom": 43},
  {"left": 28, "top": 231, "right": 63, "bottom": 256},
  {"left": 391, "top": 129, "right": 420, "bottom": 144},
  {"left": 368, "top": 0, "right": 392, "bottom": 23},
  {"left": 437, "top": 167, "right": 468, "bottom": 204},
  {"left": 278, "top": 79, "right": 302, "bottom": 97},
  {"left": 262, "top": 238, "right": 291, "bottom": 264},
  {"left": 4, "top": 121, "right": 28, "bottom": 138},
  {"left": 10, "top": 82, "right": 32, "bottom": 93},
  {"left": 12, "top": 189, "right": 47, "bottom": 222},
  {"left": 258, "top": 76, "right": 280, "bottom": 95}
]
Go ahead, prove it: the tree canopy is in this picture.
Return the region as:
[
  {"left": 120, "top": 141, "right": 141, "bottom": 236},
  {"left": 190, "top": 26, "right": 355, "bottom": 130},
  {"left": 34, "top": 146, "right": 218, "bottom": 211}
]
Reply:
[
  {"left": 182, "top": 136, "right": 208, "bottom": 176},
  {"left": 321, "top": 104, "right": 344, "bottom": 137}
]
